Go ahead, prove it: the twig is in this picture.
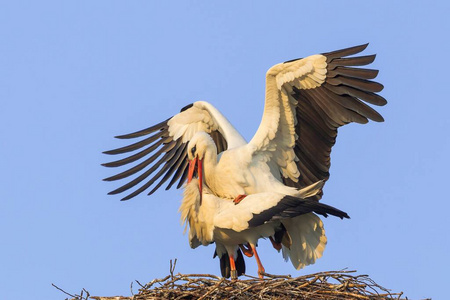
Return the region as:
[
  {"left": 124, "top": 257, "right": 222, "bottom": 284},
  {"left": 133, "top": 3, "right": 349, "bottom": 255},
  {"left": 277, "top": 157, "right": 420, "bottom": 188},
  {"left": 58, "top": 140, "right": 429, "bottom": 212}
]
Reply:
[
  {"left": 170, "top": 258, "right": 177, "bottom": 279},
  {"left": 52, "top": 283, "right": 77, "bottom": 298}
]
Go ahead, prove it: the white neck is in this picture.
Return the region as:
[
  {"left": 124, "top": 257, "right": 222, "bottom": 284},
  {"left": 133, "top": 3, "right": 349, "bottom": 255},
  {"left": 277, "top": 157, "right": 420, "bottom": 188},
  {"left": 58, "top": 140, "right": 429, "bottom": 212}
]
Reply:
[
  {"left": 195, "top": 101, "right": 247, "bottom": 148},
  {"left": 202, "top": 143, "right": 218, "bottom": 188}
]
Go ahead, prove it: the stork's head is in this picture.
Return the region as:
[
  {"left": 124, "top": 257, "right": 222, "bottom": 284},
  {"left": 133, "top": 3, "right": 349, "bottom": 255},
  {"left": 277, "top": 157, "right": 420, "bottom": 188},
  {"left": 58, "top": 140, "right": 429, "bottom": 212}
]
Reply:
[
  {"left": 187, "top": 132, "right": 215, "bottom": 203},
  {"left": 187, "top": 132, "right": 214, "bottom": 161}
]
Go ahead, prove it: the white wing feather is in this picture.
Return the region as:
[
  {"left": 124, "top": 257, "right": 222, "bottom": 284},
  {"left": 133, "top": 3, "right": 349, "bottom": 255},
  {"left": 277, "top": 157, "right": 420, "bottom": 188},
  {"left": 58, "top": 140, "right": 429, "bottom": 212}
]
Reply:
[
  {"left": 168, "top": 101, "right": 246, "bottom": 149},
  {"left": 248, "top": 54, "right": 327, "bottom": 182}
]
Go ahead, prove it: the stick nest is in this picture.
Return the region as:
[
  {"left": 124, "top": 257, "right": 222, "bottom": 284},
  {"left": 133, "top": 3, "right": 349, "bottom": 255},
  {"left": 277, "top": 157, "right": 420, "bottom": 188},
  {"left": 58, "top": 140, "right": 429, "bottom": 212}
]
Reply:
[{"left": 61, "top": 265, "right": 409, "bottom": 300}]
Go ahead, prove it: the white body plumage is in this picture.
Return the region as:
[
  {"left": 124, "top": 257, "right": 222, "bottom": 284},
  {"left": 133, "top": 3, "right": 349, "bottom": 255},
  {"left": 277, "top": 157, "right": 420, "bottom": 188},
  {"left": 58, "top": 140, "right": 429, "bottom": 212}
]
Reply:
[{"left": 180, "top": 178, "right": 330, "bottom": 270}]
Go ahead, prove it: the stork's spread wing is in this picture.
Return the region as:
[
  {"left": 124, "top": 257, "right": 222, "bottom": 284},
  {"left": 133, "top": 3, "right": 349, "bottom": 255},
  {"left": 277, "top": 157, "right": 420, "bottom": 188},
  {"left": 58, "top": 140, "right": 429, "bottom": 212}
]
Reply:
[
  {"left": 103, "top": 102, "right": 243, "bottom": 200},
  {"left": 248, "top": 44, "right": 386, "bottom": 199}
]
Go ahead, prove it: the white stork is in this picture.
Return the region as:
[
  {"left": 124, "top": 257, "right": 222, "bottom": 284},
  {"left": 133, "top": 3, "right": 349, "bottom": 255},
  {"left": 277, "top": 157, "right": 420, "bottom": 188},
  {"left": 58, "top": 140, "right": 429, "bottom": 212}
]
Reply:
[
  {"left": 181, "top": 178, "right": 349, "bottom": 279},
  {"left": 103, "top": 43, "right": 386, "bottom": 276}
]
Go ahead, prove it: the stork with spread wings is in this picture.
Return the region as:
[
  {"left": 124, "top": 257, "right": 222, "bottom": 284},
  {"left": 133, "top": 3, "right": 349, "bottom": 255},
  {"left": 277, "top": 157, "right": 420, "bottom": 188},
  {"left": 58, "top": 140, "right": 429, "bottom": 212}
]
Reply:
[{"left": 103, "top": 44, "right": 386, "bottom": 278}]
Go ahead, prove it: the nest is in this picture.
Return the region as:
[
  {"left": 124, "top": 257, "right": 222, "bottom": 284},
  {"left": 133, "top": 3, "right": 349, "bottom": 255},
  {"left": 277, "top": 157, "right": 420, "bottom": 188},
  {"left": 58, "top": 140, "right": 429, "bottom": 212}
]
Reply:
[{"left": 56, "top": 261, "right": 410, "bottom": 300}]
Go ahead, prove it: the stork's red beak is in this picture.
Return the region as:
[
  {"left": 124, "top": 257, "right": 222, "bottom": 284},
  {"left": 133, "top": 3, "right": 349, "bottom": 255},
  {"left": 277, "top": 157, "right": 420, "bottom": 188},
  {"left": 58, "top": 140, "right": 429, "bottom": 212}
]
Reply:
[{"left": 188, "top": 157, "right": 203, "bottom": 203}]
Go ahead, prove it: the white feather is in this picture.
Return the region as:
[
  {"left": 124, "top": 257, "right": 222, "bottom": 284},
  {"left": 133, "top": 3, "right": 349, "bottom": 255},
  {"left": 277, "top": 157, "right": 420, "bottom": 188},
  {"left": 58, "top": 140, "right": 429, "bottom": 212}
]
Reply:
[
  {"left": 281, "top": 213, "right": 327, "bottom": 270},
  {"left": 167, "top": 101, "right": 247, "bottom": 147}
]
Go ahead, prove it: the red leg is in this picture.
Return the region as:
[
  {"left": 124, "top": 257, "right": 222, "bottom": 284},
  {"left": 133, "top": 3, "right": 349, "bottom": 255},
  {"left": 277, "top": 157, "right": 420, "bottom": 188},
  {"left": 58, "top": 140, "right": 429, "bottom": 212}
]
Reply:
[
  {"left": 250, "top": 244, "right": 265, "bottom": 279},
  {"left": 269, "top": 236, "right": 282, "bottom": 251},
  {"left": 233, "top": 194, "right": 247, "bottom": 205},
  {"left": 239, "top": 243, "right": 254, "bottom": 257},
  {"left": 229, "top": 254, "right": 238, "bottom": 280}
]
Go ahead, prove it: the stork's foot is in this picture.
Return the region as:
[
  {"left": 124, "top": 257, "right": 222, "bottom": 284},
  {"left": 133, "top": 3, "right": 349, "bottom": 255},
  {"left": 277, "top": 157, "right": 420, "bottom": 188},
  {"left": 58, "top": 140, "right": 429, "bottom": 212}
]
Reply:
[
  {"left": 239, "top": 243, "right": 254, "bottom": 257},
  {"left": 269, "top": 236, "right": 282, "bottom": 251},
  {"left": 258, "top": 267, "right": 266, "bottom": 279},
  {"left": 233, "top": 194, "right": 247, "bottom": 205},
  {"left": 230, "top": 269, "right": 238, "bottom": 280},
  {"left": 250, "top": 244, "right": 266, "bottom": 279}
]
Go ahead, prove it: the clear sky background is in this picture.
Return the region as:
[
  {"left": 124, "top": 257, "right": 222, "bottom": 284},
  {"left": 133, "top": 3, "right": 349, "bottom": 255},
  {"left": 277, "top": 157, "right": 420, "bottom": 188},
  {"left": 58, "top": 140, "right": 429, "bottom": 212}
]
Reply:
[{"left": 1, "top": 1, "right": 448, "bottom": 299}]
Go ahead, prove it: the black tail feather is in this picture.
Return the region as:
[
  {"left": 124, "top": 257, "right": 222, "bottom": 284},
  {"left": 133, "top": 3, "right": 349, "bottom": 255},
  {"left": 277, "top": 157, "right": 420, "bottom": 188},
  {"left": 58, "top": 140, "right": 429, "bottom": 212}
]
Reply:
[{"left": 248, "top": 195, "right": 350, "bottom": 228}]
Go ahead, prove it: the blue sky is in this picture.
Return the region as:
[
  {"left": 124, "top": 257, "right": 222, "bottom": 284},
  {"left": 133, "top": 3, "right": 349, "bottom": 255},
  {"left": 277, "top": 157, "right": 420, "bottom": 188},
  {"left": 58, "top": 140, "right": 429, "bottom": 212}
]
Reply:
[{"left": 1, "top": 1, "right": 449, "bottom": 299}]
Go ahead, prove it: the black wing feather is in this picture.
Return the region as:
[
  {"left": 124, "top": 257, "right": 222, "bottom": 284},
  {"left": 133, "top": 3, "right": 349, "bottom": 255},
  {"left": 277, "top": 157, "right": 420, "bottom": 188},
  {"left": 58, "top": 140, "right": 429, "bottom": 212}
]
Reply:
[{"left": 103, "top": 104, "right": 228, "bottom": 200}]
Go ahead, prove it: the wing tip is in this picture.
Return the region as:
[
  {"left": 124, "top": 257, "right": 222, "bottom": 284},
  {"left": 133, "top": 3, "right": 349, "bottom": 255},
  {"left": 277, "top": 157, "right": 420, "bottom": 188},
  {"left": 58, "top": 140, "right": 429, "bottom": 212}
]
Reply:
[
  {"left": 103, "top": 149, "right": 117, "bottom": 155},
  {"left": 101, "top": 162, "right": 116, "bottom": 168},
  {"left": 340, "top": 212, "right": 350, "bottom": 219},
  {"left": 107, "top": 185, "right": 129, "bottom": 195},
  {"left": 323, "top": 43, "right": 370, "bottom": 60},
  {"left": 180, "top": 103, "right": 194, "bottom": 112},
  {"left": 350, "top": 42, "right": 370, "bottom": 53},
  {"left": 360, "top": 42, "right": 369, "bottom": 49},
  {"left": 120, "top": 192, "right": 136, "bottom": 201},
  {"left": 377, "top": 95, "right": 388, "bottom": 106},
  {"left": 103, "top": 175, "right": 118, "bottom": 182},
  {"left": 114, "top": 135, "right": 130, "bottom": 140},
  {"left": 370, "top": 111, "right": 385, "bottom": 123},
  {"left": 284, "top": 57, "right": 302, "bottom": 64}
]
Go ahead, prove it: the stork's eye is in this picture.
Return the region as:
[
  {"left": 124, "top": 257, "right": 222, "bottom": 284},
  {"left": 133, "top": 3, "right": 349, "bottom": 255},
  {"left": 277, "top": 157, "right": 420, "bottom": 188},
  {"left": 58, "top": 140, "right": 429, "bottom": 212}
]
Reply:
[{"left": 191, "top": 146, "right": 196, "bottom": 156}]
